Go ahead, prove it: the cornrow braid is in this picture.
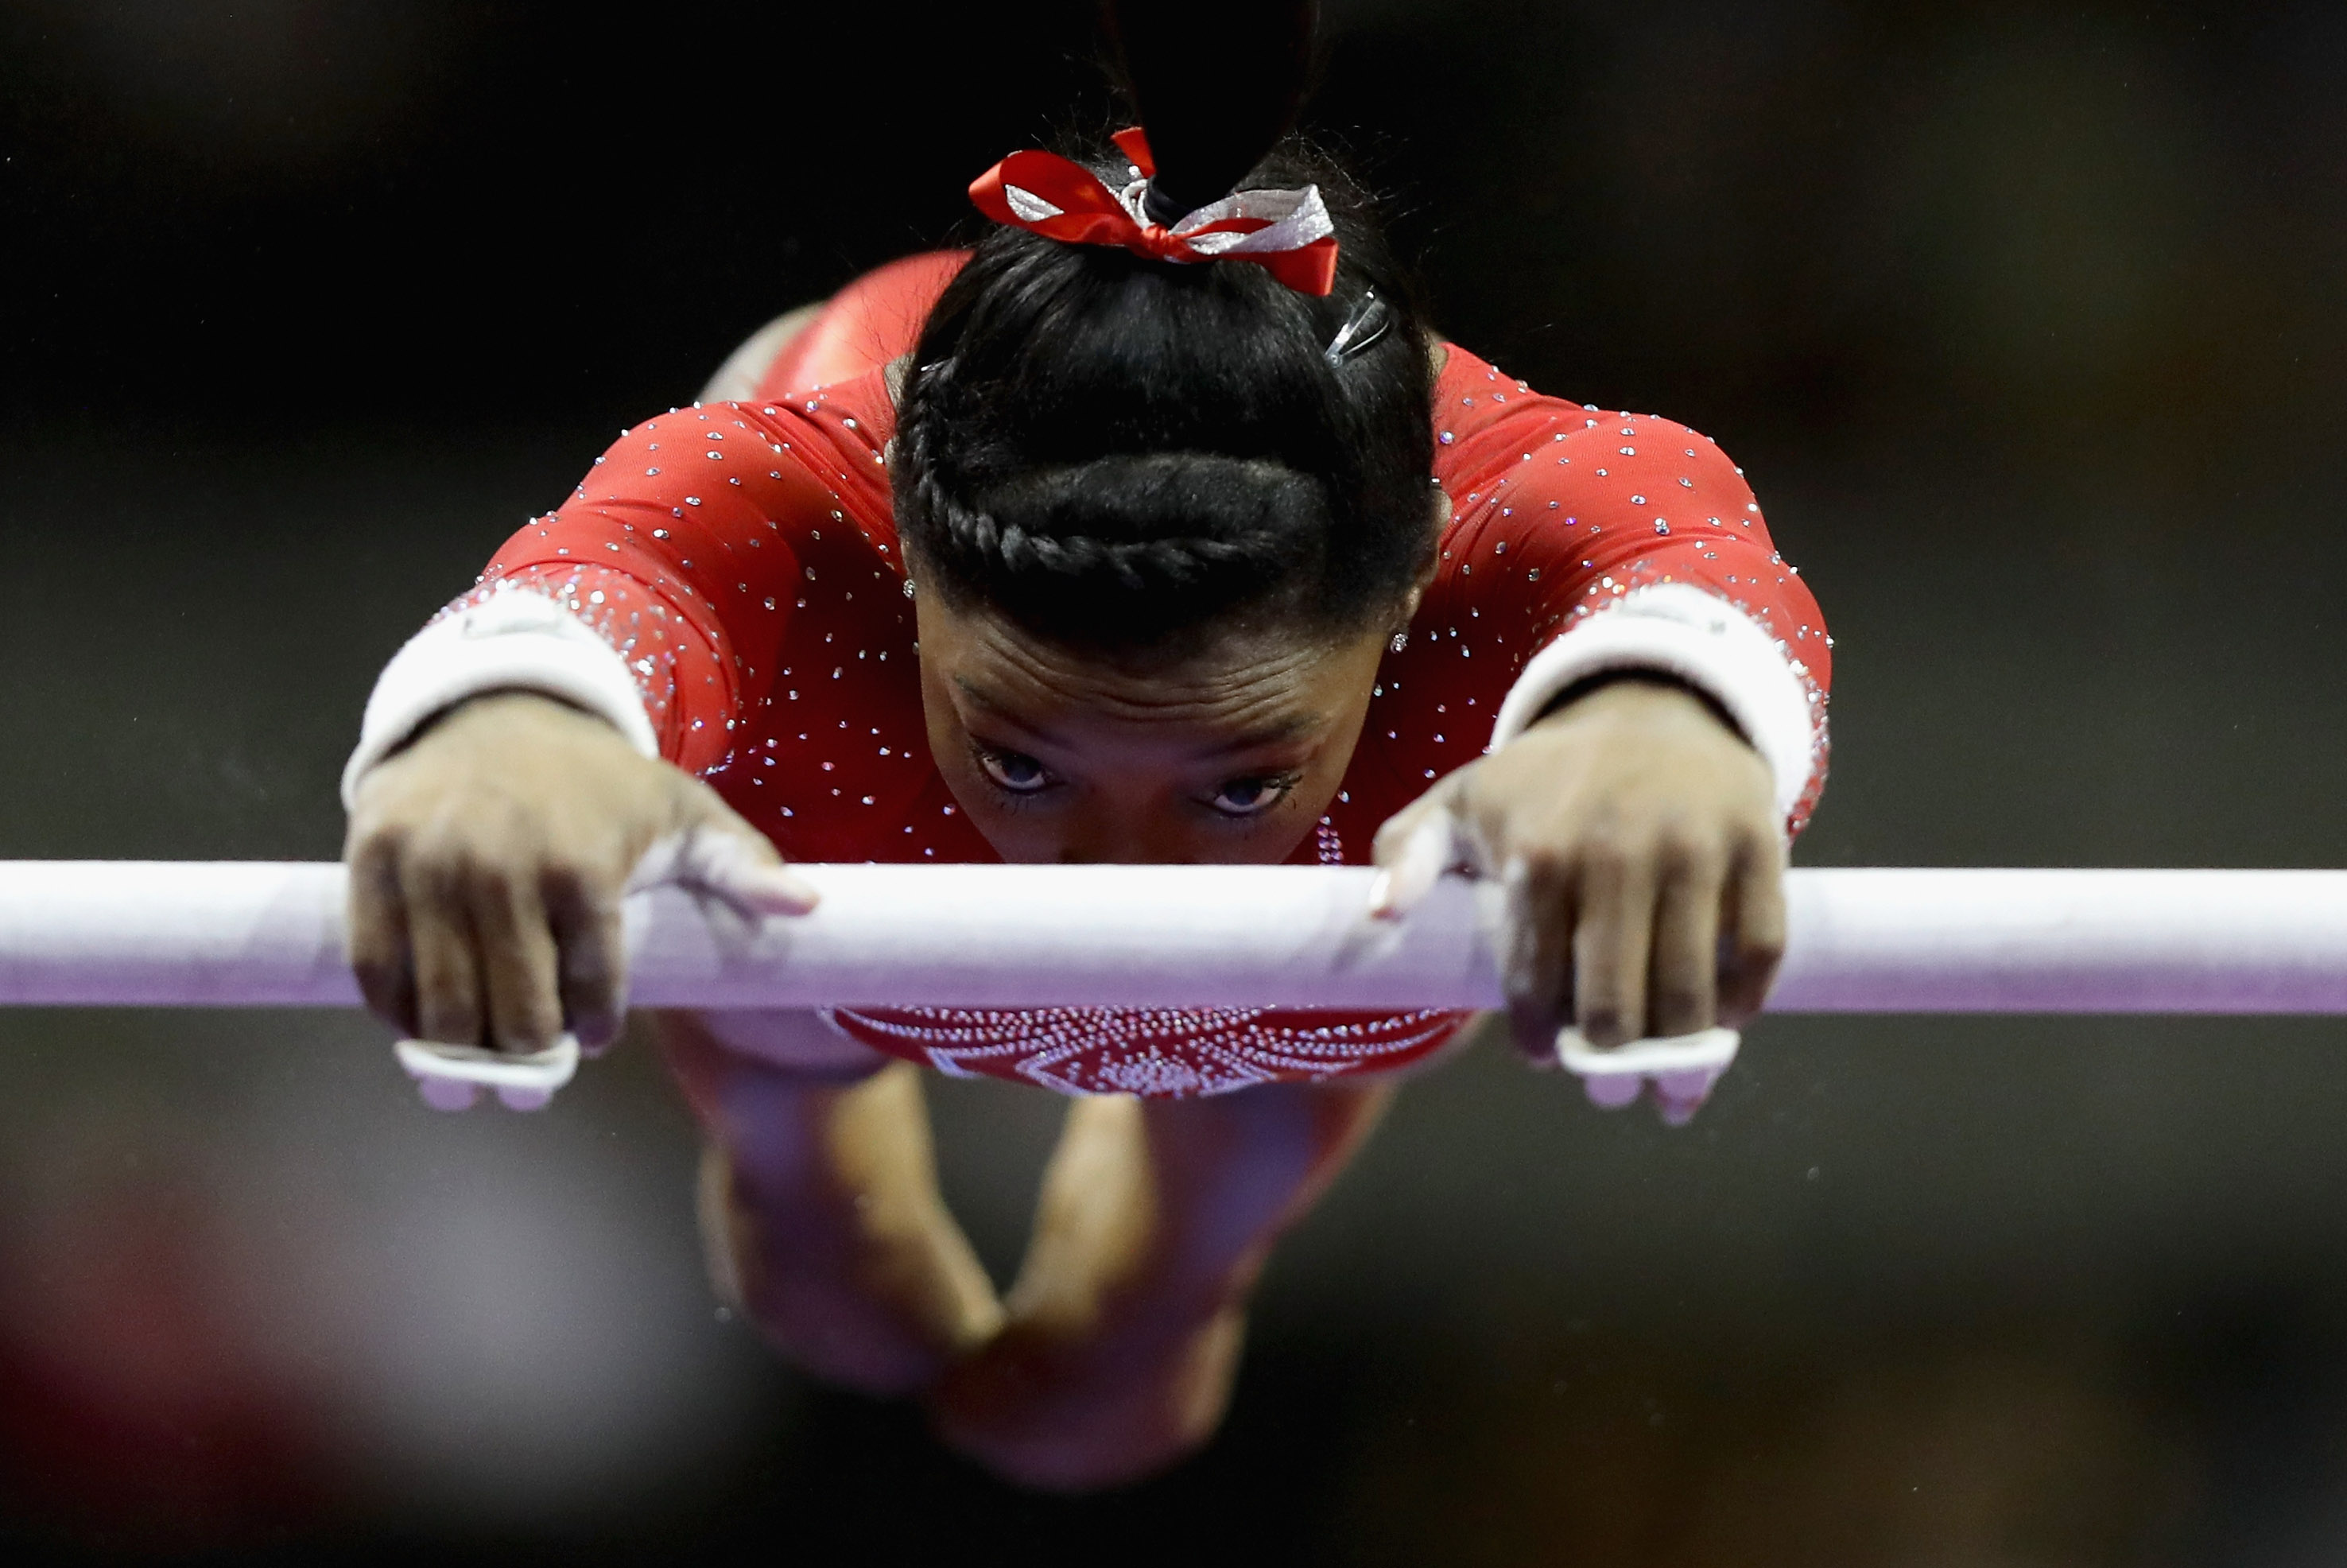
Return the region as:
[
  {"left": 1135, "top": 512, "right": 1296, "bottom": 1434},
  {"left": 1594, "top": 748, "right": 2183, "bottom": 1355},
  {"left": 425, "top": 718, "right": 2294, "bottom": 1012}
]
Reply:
[
  {"left": 992, "top": 527, "right": 1267, "bottom": 589},
  {"left": 901, "top": 390, "right": 1321, "bottom": 639}
]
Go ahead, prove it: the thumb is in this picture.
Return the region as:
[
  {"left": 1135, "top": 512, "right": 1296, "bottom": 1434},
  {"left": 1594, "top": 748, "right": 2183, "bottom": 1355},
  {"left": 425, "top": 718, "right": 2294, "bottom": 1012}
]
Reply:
[
  {"left": 634, "top": 778, "right": 821, "bottom": 916},
  {"left": 1367, "top": 771, "right": 1468, "bottom": 921}
]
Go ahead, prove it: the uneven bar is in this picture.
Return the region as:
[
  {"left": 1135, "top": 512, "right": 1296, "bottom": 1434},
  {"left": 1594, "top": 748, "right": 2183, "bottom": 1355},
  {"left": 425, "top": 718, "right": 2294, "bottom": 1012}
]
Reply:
[{"left": 2, "top": 861, "right": 2346, "bottom": 1014}]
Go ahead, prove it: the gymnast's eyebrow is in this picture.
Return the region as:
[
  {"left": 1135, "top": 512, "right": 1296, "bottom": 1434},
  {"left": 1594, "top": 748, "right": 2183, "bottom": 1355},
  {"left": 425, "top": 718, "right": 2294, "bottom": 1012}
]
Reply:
[
  {"left": 1199, "top": 711, "right": 1323, "bottom": 756},
  {"left": 952, "top": 677, "right": 1070, "bottom": 748},
  {"left": 952, "top": 675, "right": 1321, "bottom": 755}
]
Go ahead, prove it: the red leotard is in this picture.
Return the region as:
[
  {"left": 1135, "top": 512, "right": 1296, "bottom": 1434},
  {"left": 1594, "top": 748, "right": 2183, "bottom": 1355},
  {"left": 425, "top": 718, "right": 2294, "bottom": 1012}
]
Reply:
[{"left": 444, "top": 254, "right": 1830, "bottom": 1096}]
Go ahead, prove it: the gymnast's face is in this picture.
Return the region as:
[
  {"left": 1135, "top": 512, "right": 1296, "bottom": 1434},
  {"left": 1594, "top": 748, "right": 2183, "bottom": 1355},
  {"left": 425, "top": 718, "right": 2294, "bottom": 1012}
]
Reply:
[{"left": 914, "top": 592, "right": 1395, "bottom": 865}]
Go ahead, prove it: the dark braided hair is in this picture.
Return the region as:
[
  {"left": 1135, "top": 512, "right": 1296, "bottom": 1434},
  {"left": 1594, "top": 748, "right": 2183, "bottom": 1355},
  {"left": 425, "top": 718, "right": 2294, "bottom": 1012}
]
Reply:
[{"left": 894, "top": 0, "right": 1437, "bottom": 651}]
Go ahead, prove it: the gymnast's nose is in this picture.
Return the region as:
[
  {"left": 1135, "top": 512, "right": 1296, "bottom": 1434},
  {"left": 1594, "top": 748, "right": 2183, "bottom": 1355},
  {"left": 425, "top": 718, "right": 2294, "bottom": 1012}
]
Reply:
[
  {"left": 1052, "top": 802, "right": 1199, "bottom": 864},
  {"left": 1054, "top": 837, "right": 1200, "bottom": 865}
]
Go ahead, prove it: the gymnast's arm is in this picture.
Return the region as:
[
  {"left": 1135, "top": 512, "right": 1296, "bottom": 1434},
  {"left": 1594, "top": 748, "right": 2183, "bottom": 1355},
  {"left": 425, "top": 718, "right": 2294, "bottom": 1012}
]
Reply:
[
  {"left": 1375, "top": 406, "right": 1830, "bottom": 1059},
  {"left": 340, "top": 407, "right": 836, "bottom": 1054}
]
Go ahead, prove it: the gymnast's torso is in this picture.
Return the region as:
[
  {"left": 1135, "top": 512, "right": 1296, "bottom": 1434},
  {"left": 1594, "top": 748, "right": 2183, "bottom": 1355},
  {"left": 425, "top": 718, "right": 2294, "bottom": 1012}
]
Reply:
[{"left": 439, "top": 253, "right": 1830, "bottom": 1096}]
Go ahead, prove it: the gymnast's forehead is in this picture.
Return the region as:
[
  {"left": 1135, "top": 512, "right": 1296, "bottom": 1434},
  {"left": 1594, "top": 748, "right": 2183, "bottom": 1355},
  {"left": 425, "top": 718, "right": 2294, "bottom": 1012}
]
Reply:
[{"left": 926, "top": 597, "right": 1360, "bottom": 740}]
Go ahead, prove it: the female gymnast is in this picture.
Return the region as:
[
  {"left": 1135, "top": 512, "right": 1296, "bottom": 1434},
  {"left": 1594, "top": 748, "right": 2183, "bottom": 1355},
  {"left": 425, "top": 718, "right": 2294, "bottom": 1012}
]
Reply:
[{"left": 338, "top": 2, "right": 1829, "bottom": 1490}]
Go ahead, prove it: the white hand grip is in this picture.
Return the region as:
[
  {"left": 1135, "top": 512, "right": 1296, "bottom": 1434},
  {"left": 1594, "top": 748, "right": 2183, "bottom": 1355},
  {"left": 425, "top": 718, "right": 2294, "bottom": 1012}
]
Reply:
[
  {"left": 393, "top": 1034, "right": 580, "bottom": 1112},
  {"left": 1557, "top": 1026, "right": 1739, "bottom": 1126}
]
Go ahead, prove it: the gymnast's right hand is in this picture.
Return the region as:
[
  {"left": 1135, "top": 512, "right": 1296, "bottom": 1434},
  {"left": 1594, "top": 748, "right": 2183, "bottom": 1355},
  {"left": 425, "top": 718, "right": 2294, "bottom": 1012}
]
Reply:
[{"left": 343, "top": 690, "right": 819, "bottom": 1055}]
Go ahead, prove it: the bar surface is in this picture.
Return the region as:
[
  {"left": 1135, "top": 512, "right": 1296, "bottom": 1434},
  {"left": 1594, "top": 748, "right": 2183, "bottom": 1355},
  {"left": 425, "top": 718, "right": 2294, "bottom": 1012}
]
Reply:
[{"left": 2, "top": 861, "right": 2346, "bottom": 1013}]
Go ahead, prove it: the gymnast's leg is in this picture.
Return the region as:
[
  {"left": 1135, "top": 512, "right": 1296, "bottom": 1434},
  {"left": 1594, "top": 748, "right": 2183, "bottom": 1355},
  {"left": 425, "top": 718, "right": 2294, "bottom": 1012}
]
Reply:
[
  {"left": 929, "top": 1077, "right": 1392, "bottom": 1491},
  {"left": 660, "top": 1012, "right": 1003, "bottom": 1396},
  {"left": 699, "top": 302, "right": 826, "bottom": 403}
]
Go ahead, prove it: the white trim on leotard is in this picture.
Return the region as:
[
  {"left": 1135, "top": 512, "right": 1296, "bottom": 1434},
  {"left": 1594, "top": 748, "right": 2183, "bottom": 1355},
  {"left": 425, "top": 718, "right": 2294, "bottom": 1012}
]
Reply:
[
  {"left": 1487, "top": 582, "right": 1817, "bottom": 829},
  {"left": 340, "top": 587, "right": 656, "bottom": 807}
]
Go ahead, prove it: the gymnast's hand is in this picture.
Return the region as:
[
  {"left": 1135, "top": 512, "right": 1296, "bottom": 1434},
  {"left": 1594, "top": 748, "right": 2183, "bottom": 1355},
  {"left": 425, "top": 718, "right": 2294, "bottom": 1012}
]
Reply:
[
  {"left": 1371, "top": 676, "right": 1784, "bottom": 1061},
  {"left": 343, "top": 691, "right": 818, "bottom": 1055}
]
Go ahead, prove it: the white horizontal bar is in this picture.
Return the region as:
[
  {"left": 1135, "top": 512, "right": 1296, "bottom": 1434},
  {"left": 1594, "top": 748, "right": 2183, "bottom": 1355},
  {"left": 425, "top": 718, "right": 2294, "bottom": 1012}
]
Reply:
[{"left": 2, "top": 862, "right": 2345, "bottom": 1014}]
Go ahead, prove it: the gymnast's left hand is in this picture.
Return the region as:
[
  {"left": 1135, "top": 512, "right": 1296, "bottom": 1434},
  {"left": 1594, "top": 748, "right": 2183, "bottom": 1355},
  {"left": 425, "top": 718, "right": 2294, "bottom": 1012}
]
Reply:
[{"left": 1371, "top": 677, "right": 1785, "bottom": 1062}]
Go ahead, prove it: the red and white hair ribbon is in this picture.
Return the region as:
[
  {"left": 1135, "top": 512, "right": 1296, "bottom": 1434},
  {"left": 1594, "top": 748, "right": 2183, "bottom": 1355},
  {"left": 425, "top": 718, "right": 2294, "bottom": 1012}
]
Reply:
[{"left": 969, "top": 127, "right": 1340, "bottom": 297}]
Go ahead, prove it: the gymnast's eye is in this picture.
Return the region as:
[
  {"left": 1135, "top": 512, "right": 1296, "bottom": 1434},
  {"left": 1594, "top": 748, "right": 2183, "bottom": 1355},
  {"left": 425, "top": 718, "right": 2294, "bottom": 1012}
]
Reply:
[
  {"left": 1208, "top": 774, "right": 1298, "bottom": 817},
  {"left": 976, "top": 747, "right": 1052, "bottom": 794}
]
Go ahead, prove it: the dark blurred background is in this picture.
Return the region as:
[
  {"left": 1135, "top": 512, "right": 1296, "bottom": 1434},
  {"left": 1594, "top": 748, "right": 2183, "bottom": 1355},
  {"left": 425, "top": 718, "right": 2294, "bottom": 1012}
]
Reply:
[{"left": 5, "top": 0, "right": 2347, "bottom": 1561}]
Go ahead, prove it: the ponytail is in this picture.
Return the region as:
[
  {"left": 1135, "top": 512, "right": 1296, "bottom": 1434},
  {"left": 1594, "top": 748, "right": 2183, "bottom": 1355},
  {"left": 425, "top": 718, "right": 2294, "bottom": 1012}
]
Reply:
[{"left": 1104, "top": 0, "right": 1320, "bottom": 221}]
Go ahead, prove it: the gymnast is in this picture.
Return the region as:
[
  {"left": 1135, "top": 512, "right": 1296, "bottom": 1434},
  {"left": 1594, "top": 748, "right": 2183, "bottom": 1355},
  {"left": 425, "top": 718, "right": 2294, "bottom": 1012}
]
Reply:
[{"left": 338, "top": 2, "right": 1829, "bottom": 1490}]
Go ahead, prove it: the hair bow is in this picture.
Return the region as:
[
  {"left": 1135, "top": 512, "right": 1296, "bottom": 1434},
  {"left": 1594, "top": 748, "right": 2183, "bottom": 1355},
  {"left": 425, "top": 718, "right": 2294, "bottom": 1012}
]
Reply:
[{"left": 969, "top": 127, "right": 1339, "bottom": 297}]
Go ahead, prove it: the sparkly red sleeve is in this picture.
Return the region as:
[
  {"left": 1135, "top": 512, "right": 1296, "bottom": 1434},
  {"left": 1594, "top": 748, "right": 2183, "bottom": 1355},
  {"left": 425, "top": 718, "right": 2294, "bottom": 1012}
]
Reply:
[
  {"left": 1437, "top": 391, "right": 1832, "bottom": 832},
  {"left": 452, "top": 405, "right": 838, "bottom": 776}
]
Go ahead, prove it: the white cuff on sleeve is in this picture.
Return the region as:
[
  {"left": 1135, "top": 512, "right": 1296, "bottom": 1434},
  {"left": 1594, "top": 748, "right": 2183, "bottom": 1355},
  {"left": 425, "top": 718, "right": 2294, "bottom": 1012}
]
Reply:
[
  {"left": 341, "top": 588, "right": 658, "bottom": 809},
  {"left": 1486, "top": 582, "right": 1817, "bottom": 826}
]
